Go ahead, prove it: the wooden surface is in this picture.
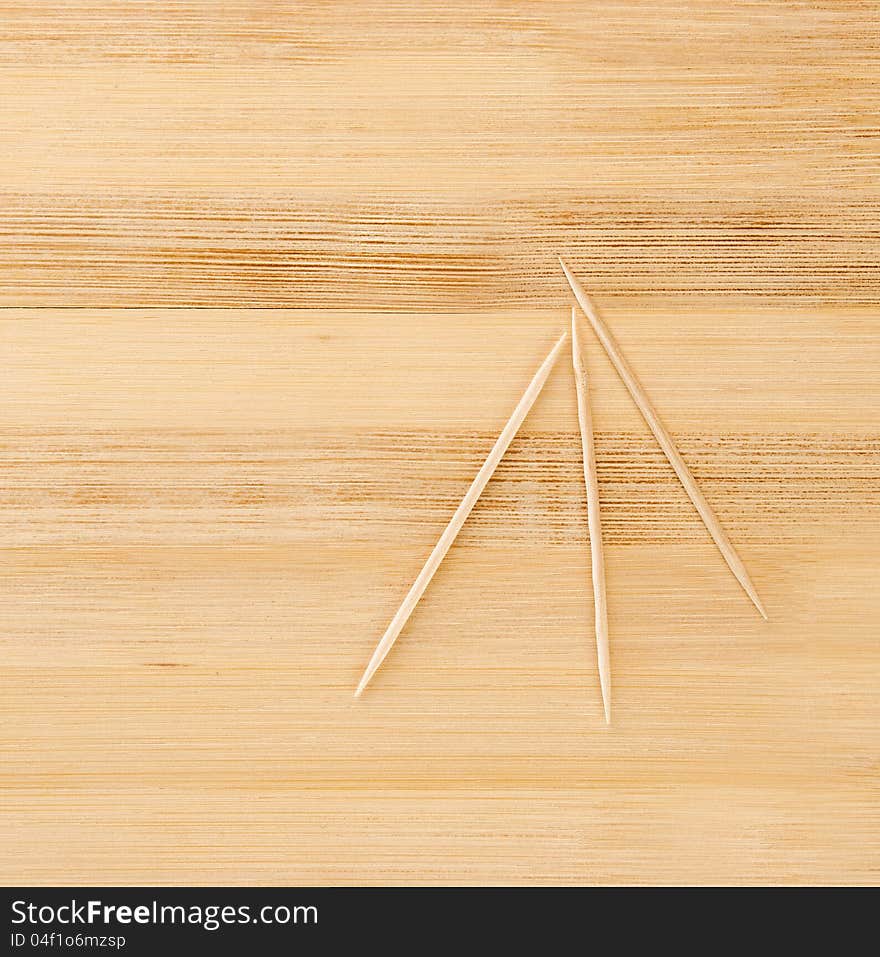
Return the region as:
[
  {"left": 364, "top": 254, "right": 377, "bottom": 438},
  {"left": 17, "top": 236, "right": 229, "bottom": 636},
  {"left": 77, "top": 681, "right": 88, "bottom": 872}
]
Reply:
[{"left": 2, "top": 1, "right": 879, "bottom": 886}]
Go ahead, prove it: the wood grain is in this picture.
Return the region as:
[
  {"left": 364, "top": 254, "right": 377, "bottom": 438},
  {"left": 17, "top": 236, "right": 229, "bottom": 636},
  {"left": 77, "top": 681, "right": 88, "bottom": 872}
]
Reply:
[{"left": 2, "top": 1, "right": 879, "bottom": 885}]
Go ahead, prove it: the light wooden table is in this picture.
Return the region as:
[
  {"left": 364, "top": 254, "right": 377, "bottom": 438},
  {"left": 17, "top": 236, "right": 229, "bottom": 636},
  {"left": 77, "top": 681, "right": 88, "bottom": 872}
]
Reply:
[{"left": 2, "top": 1, "right": 879, "bottom": 886}]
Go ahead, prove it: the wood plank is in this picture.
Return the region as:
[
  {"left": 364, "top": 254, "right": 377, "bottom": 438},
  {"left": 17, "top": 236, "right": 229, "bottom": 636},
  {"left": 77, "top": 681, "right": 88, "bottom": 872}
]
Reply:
[
  {"left": 2, "top": 539, "right": 878, "bottom": 883},
  {"left": 0, "top": 1, "right": 878, "bottom": 306},
  {"left": 2, "top": 304, "right": 879, "bottom": 883},
  {"left": 2, "top": 193, "right": 878, "bottom": 308}
]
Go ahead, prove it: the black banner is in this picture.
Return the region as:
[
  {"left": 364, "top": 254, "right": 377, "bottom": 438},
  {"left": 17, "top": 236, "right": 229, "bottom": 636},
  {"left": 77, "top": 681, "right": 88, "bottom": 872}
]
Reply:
[{"left": 1, "top": 887, "right": 874, "bottom": 955}]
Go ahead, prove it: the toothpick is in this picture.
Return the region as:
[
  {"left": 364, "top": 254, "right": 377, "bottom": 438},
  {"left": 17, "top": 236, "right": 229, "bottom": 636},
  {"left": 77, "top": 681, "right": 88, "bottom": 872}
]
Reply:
[
  {"left": 559, "top": 259, "right": 767, "bottom": 619},
  {"left": 571, "top": 308, "right": 611, "bottom": 723},
  {"left": 355, "top": 331, "right": 570, "bottom": 697}
]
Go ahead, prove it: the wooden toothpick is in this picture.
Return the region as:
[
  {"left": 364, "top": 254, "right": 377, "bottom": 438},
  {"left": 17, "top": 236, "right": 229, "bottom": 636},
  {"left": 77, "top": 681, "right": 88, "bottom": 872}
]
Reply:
[
  {"left": 559, "top": 258, "right": 767, "bottom": 620},
  {"left": 571, "top": 307, "right": 611, "bottom": 723},
  {"left": 355, "top": 331, "right": 569, "bottom": 697}
]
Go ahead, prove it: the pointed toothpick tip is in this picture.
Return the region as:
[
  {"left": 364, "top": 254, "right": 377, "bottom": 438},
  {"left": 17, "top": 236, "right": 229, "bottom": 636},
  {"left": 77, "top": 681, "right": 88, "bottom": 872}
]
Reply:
[
  {"left": 552, "top": 327, "right": 570, "bottom": 349},
  {"left": 744, "top": 582, "right": 768, "bottom": 620},
  {"left": 558, "top": 255, "right": 574, "bottom": 284},
  {"left": 599, "top": 678, "right": 611, "bottom": 725},
  {"left": 559, "top": 258, "right": 598, "bottom": 312}
]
